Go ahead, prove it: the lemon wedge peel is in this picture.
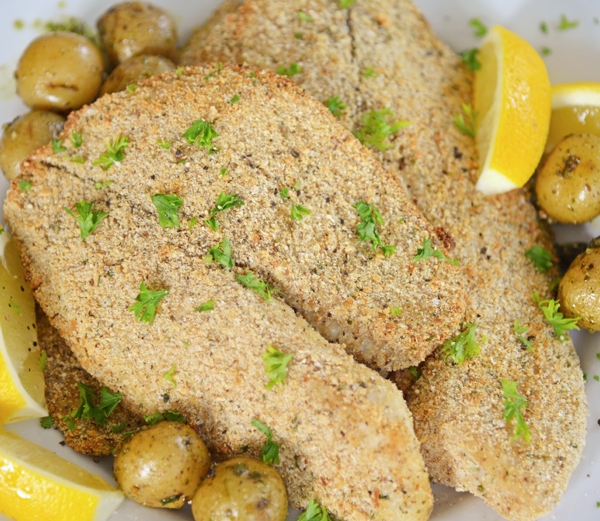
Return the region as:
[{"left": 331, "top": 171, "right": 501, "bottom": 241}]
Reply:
[
  {"left": 0, "top": 229, "right": 47, "bottom": 424},
  {"left": 474, "top": 25, "right": 551, "bottom": 195},
  {"left": 0, "top": 428, "right": 124, "bottom": 521},
  {"left": 551, "top": 82, "right": 600, "bottom": 109}
]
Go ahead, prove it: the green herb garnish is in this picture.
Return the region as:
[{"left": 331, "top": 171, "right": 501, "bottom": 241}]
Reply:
[
  {"left": 291, "top": 204, "right": 311, "bottom": 221},
  {"left": 251, "top": 418, "right": 280, "bottom": 465},
  {"left": 363, "top": 67, "right": 378, "bottom": 77},
  {"left": 454, "top": 103, "right": 477, "bottom": 137},
  {"left": 413, "top": 237, "right": 459, "bottom": 265},
  {"left": 525, "top": 245, "right": 553, "bottom": 273},
  {"left": 263, "top": 346, "right": 293, "bottom": 390},
  {"left": 514, "top": 319, "right": 533, "bottom": 350},
  {"left": 280, "top": 188, "right": 290, "bottom": 199},
  {"left": 196, "top": 299, "right": 215, "bottom": 312},
  {"left": 340, "top": 0, "right": 356, "bottom": 8},
  {"left": 558, "top": 14, "right": 579, "bottom": 31},
  {"left": 151, "top": 193, "right": 184, "bottom": 229},
  {"left": 390, "top": 306, "right": 402, "bottom": 316},
  {"left": 277, "top": 63, "right": 302, "bottom": 77},
  {"left": 92, "top": 136, "right": 128, "bottom": 170},
  {"left": 236, "top": 272, "right": 278, "bottom": 301},
  {"left": 94, "top": 180, "right": 114, "bottom": 190},
  {"left": 65, "top": 200, "right": 108, "bottom": 241},
  {"left": 157, "top": 139, "right": 171, "bottom": 149},
  {"left": 71, "top": 130, "right": 83, "bottom": 148},
  {"left": 541, "top": 46, "right": 552, "bottom": 56},
  {"left": 407, "top": 366, "right": 421, "bottom": 380},
  {"left": 18, "top": 180, "right": 32, "bottom": 191},
  {"left": 40, "top": 416, "right": 54, "bottom": 429},
  {"left": 51, "top": 139, "right": 66, "bottom": 154},
  {"left": 540, "top": 21, "right": 548, "bottom": 34},
  {"left": 325, "top": 96, "right": 346, "bottom": 118},
  {"left": 441, "top": 323, "right": 484, "bottom": 364},
  {"left": 66, "top": 383, "right": 122, "bottom": 427},
  {"left": 502, "top": 379, "right": 531, "bottom": 442},
  {"left": 532, "top": 291, "right": 579, "bottom": 340},
  {"left": 129, "top": 281, "right": 169, "bottom": 324},
  {"left": 469, "top": 18, "right": 488, "bottom": 37},
  {"left": 228, "top": 94, "right": 240, "bottom": 104},
  {"left": 39, "top": 350, "right": 47, "bottom": 371},
  {"left": 298, "top": 498, "right": 332, "bottom": 521},
  {"left": 298, "top": 11, "right": 313, "bottom": 21},
  {"left": 353, "top": 109, "right": 409, "bottom": 151},
  {"left": 203, "top": 62, "right": 223, "bottom": 81},
  {"left": 460, "top": 48, "right": 481, "bottom": 71},
  {"left": 220, "top": 168, "right": 228, "bottom": 177},
  {"left": 183, "top": 120, "right": 219, "bottom": 153},
  {"left": 205, "top": 193, "right": 245, "bottom": 231},
  {"left": 208, "top": 237, "right": 233, "bottom": 268},
  {"left": 353, "top": 200, "right": 395, "bottom": 257},
  {"left": 162, "top": 365, "right": 176, "bottom": 387}
]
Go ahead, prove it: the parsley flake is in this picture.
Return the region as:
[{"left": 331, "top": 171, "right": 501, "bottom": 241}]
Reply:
[
  {"left": 51, "top": 139, "right": 66, "bottom": 154},
  {"left": 183, "top": 120, "right": 219, "bottom": 153},
  {"left": 514, "top": 319, "right": 533, "bottom": 350},
  {"left": 152, "top": 193, "right": 184, "bottom": 229},
  {"left": 532, "top": 292, "right": 579, "bottom": 340},
  {"left": 157, "top": 139, "right": 171, "bottom": 149},
  {"left": 502, "top": 379, "right": 531, "bottom": 442},
  {"left": 206, "top": 193, "right": 245, "bottom": 231},
  {"left": 460, "top": 48, "right": 481, "bottom": 71},
  {"left": 208, "top": 237, "right": 233, "bottom": 268},
  {"left": 525, "top": 245, "right": 553, "bottom": 273},
  {"left": 40, "top": 415, "right": 54, "bottom": 429},
  {"left": 18, "top": 180, "right": 32, "bottom": 191},
  {"left": 277, "top": 63, "right": 302, "bottom": 77},
  {"left": 353, "top": 200, "right": 395, "bottom": 257},
  {"left": 176, "top": 66, "right": 183, "bottom": 76},
  {"left": 228, "top": 94, "right": 240, "bottom": 104},
  {"left": 558, "top": 14, "right": 579, "bottom": 31},
  {"left": 291, "top": 204, "right": 311, "bottom": 221},
  {"left": 340, "top": 0, "right": 356, "bottom": 8},
  {"left": 353, "top": 109, "right": 409, "bottom": 151},
  {"left": 127, "top": 83, "right": 138, "bottom": 92},
  {"left": 65, "top": 383, "right": 122, "bottom": 427},
  {"left": 390, "top": 306, "right": 402, "bottom": 316},
  {"left": 129, "top": 281, "right": 169, "bottom": 324},
  {"left": 454, "top": 103, "right": 477, "bottom": 137},
  {"left": 236, "top": 272, "right": 278, "bottom": 301},
  {"left": 39, "top": 350, "right": 47, "bottom": 371},
  {"left": 196, "top": 299, "right": 215, "bottom": 312},
  {"left": 540, "top": 21, "right": 548, "bottom": 34},
  {"left": 65, "top": 201, "right": 108, "bottom": 241},
  {"left": 94, "top": 180, "right": 114, "bottom": 190},
  {"left": 71, "top": 130, "right": 83, "bottom": 148},
  {"left": 92, "top": 136, "right": 129, "bottom": 170},
  {"left": 407, "top": 366, "right": 421, "bottom": 380},
  {"left": 280, "top": 188, "right": 290, "bottom": 199},
  {"left": 203, "top": 62, "right": 223, "bottom": 81},
  {"left": 220, "top": 168, "right": 228, "bottom": 177},
  {"left": 189, "top": 217, "right": 198, "bottom": 229},
  {"left": 363, "top": 67, "right": 379, "bottom": 77},
  {"left": 469, "top": 18, "right": 488, "bottom": 37},
  {"left": 413, "top": 237, "right": 459, "bottom": 265},
  {"left": 298, "top": 498, "right": 332, "bottom": 521},
  {"left": 541, "top": 46, "right": 552, "bottom": 56},
  {"left": 251, "top": 418, "right": 280, "bottom": 465},
  {"left": 441, "top": 323, "right": 484, "bottom": 365},
  {"left": 145, "top": 410, "right": 186, "bottom": 425},
  {"left": 70, "top": 156, "right": 85, "bottom": 164},
  {"left": 263, "top": 346, "right": 293, "bottom": 390},
  {"left": 162, "top": 365, "right": 176, "bottom": 387},
  {"left": 298, "top": 11, "right": 313, "bottom": 21},
  {"left": 325, "top": 96, "right": 346, "bottom": 118}
]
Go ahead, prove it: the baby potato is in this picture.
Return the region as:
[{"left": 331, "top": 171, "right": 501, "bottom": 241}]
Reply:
[
  {"left": 535, "top": 134, "right": 600, "bottom": 224},
  {"left": 100, "top": 54, "right": 176, "bottom": 95},
  {"left": 16, "top": 32, "right": 105, "bottom": 112},
  {"left": 114, "top": 421, "right": 211, "bottom": 508},
  {"left": 192, "top": 457, "right": 288, "bottom": 521},
  {"left": 558, "top": 240, "right": 600, "bottom": 331},
  {"left": 97, "top": 2, "right": 178, "bottom": 67},
  {"left": 0, "top": 111, "right": 65, "bottom": 180}
]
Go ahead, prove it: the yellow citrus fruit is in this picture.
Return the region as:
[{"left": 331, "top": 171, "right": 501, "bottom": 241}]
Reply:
[
  {"left": 0, "top": 427, "right": 124, "bottom": 521},
  {"left": 546, "top": 81, "right": 600, "bottom": 152},
  {"left": 0, "top": 228, "right": 47, "bottom": 424},
  {"left": 474, "top": 25, "right": 551, "bottom": 195}
]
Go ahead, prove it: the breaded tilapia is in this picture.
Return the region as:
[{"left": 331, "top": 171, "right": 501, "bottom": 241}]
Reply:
[
  {"left": 181, "top": 1, "right": 588, "bottom": 519},
  {"left": 5, "top": 65, "right": 442, "bottom": 521}
]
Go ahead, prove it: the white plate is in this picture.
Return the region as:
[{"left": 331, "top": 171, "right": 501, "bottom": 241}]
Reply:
[{"left": 1, "top": 1, "right": 599, "bottom": 520}]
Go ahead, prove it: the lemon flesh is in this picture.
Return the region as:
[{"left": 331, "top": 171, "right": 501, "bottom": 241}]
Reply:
[
  {"left": 547, "top": 82, "right": 600, "bottom": 151},
  {"left": 0, "top": 428, "right": 124, "bottom": 521},
  {"left": 0, "top": 229, "right": 46, "bottom": 424},
  {"left": 474, "top": 26, "right": 551, "bottom": 195}
]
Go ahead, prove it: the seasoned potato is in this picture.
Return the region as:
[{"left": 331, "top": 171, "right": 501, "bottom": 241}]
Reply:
[
  {"left": 16, "top": 32, "right": 105, "bottom": 112},
  {"left": 558, "top": 239, "right": 600, "bottom": 331},
  {"left": 192, "top": 457, "right": 287, "bottom": 521},
  {"left": 97, "top": 2, "right": 178, "bottom": 66},
  {"left": 100, "top": 54, "right": 176, "bottom": 95},
  {"left": 535, "top": 134, "right": 600, "bottom": 224},
  {"left": 0, "top": 111, "right": 65, "bottom": 180},
  {"left": 114, "top": 421, "right": 211, "bottom": 508}
]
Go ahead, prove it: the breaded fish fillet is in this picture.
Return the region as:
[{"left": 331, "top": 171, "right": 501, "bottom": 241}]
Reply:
[
  {"left": 181, "top": 1, "right": 588, "bottom": 519},
  {"left": 5, "top": 65, "right": 439, "bottom": 521}
]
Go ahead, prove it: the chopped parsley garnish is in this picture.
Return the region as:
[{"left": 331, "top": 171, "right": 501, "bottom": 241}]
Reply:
[
  {"left": 228, "top": 94, "right": 240, "bottom": 104},
  {"left": 208, "top": 237, "right": 233, "bottom": 268},
  {"left": 65, "top": 383, "right": 122, "bottom": 427},
  {"left": 70, "top": 156, "right": 85, "bottom": 164},
  {"left": 127, "top": 83, "right": 138, "bottom": 92},
  {"left": 280, "top": 188, "right": 290, "bottom": 199},
  {"left": 325, "top": 96, "right": 346, "bottom": 118},
  {"left": 541, "top": 46, "right": 552, "bottom": 56},
  {"left": 196, "top": 299, "right": 215, "bottom": 312},
  {"left": 40, "top": 416, "right": 54, "bottom": 429},
  {"left": 203, "top": 62, "right": 223, "bottom": 81},
  {"left": 291, "top": 204, "right": 311, "bottom": 221},
  {"left": 9, "top": 298, "right": 20, "bottom": 315},
  {"left": 514, "top": 319, "right": 533, "bottom": 350},
  {"left": 413, "top": 237, "right": 459, "bottom": 265},
  {"left": 160, "top": 495, "right": 182, "bottom": 506},
  {"left": 441, "top": 323, "right": 484, "bottom": 365},
  {"left": 176, "top": 66, "right": 183, "bottom": 76},
  {"left": 454, "top": 103, "right": 477, "bottom": 137},
  {"left": 390, "top": 306, "right": 402, "bottom": 316},
  {"left": 298, "top": 498, "right": 332, "bottom": 521},
  {"left": 460, "top": 48, "right": 481, "bottom": 71},
  {"left": 353, "top": 109, "right": 409, "bottom": 151},
  {"left": 263, "top": 346, "right": 293, "bottom": 390},
  {"left": 540, "top": 21, "right": 548, "bottom": 34},
  {"left": 206, "top": 193, "right": 245, "bottom": 231},
  {"left": 340, "top": 0, "right": 356, "bottom": 8},
  {"left": 71, "top": 130, "right": 83, "bottom": 148},
  {"left": 298, "top": 11, "right": 313, "bottom": 21},
  {"left": 144, "top": 410, "right": 185, "bottom": 425},
  {"left": 129, "top": 281, "right": 169, "bottom": 324},
  {"left": 407, "top": 366, "right": 421, "bottom": 380},
  {"left": 94, "top": 180, "right": 114, "bottom": 190},
  {"left": 151, "top": 193, "right": 184, "bottom": 229},
  {"left": 532, "top": 292, "right": 579, "bottom": 340},
  {"left": 65, "top": 200, "right": 108, "bottom": 241},
  {"left": 39, "top": 350, "right": 47, "bottom": 371},
  {"left": 157, "top": 139, "right": 171, "bottom": 149},
  {"left": 92, "top": 136, "right": 129, "bottom": 170},
  {"left": 558, "top": 14, "right": 579, "bottom": 31},
  {"left": 277, "top": 63, "right": 302, "bottom": 77},
  {"left": 251, "top": 418, "right": 280, "bottom": 465},
  {"left": 525, "top": 245, "right": 553, "bottom": 273},
  {"left": 502, "top": 379, "right": 531, "bottom": 442},
  {"left": 18, "top": 180, "right": 32, "bottom": 191},
  {"left": 183, "top": 120, "right": 219, "bottom": 153},
  {"left": 236, "top": 272, "right": 278, "bottom": 301},
  {"left": 51, "top": 139, "right": 66, "bottom": 154},
  {"left": 220, "top": 168, "right": 228, "bottom": 177},
  {"left": 111, "top": 422, "right": 127, "bottom": 433},
  {"left": 363, "top": 67, "right": 378, "bottom": 77},
  {"left": 353, "top": 200, "right": 395, "bottom": 257},
  {"left": 469, "top": 18, "right": 488, "bottom": 37},
  {"left": 162, "top": 365, "right": 176, "bottom": 387}
]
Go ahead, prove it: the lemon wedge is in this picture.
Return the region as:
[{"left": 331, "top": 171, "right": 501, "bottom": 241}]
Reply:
[
  {"left": 0, "top": 427, "right": 124, "bottom": 521},
  {"left": 547, "top": 81, "right": 600, "bottom": 152},
  {"left": 0, "top": 228, "right": 46, "bottom": 424},
  {"left": 474, "top": 25, "right": 551, "bottom": 195}
]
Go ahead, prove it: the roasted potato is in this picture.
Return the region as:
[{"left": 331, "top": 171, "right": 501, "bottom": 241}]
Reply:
[
  {"left": 97, "top": 2, "right": 178, "bottom": 66},
  {"left": 15, "top": 32, "right": 105, "bottom": 112},
  {"left": 0, "top": 111, "right": 65, "bottom": 180},
  {"left": 558, "top": 238, "right": 600, "bottom": 331},
  {"left": 113, "top": 421, "right": 211, "bottom": 508},
  {"left": 535, "top": 134, "right": 600, "bottom": 224},
  {"left": 191, "top": 457, "right": 287, "bottom": 521},
  {"left": 100, "top": 54, "right": 176, "bottom": 95}
]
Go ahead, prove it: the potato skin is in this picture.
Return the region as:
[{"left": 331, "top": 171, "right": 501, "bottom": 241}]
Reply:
[
  {"left": 16, "top": 32, "right": 105, "bottom": 112},
  {"left": 535, "top": 134, "right": 600, "bottom": 224},
  {"left": 0, "top": 111, "right": 65, "bottom": 180},
  {"left": 191, "top": 457, "right": 288, "bottom": 521},
  {"left": 113, "top": 421, "right": 211, "bottom": 508},
  {"left": 100, "top": 55, "right": 176, "bottom": 96},
  {"left": 558, "top": 242, "right": 600, "bottom": 331},
  {"left": 97, "top": 2, "right": 178, "bottom": 66}
]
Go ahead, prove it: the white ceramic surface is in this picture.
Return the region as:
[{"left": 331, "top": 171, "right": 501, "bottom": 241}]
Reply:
[{"left": 0, "top": 1, "right": 598, "bottom": 520}]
